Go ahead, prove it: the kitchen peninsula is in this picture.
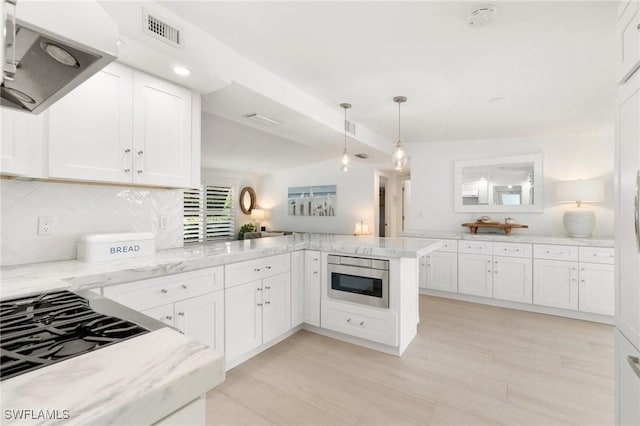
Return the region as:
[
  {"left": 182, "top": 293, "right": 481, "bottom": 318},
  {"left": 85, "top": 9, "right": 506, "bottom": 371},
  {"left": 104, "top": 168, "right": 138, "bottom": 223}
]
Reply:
[{"left": 0, "top": 235, "right": 442, "bottom": 424}]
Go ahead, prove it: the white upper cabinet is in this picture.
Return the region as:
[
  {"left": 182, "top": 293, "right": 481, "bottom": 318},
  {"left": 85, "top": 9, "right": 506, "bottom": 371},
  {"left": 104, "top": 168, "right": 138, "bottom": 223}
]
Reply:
[
  {"left": 1, "top": 109, "right": 46, "bottom": 176},
  {"left": 49, "top": 62, "right": 133, "bottom": 183},
  {"left": 617, "top": 0, "right": 640, "bottom": 83},
  {"left": 47, "top": 62, "right": 197, "bottom": 188},
  {"left": 132, "top": 71, "right": 192, "bottom": 187}
]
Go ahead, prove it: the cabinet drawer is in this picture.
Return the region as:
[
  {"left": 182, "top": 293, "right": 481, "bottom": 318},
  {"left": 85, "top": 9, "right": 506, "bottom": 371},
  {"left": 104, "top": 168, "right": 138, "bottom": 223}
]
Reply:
[
  {"left": 458, "top": 241, "right": 492, "bottom": 255},
  {"left": 493, "top": 242, "right": 532, "bottom": 258},
  {"left": 142, "top": 304, "right": 175, "bottom": 325},
  {"left": 103, "top": 267, "right": 223, "bottom": 311},
  {"left": 321, "top": 300, "right": 398, "bottom": 346},
  {"left": 437, "top": 239, "right": 458, "bottom": 253},
  {"left": 533, "top": 244, "right": 578, "bottom": 261},
  {"left": 225, "top": 254, "right": 290, "bottom": 288},
  {"left": 579, "top": 247, "right": 615, "bottom": 264}
]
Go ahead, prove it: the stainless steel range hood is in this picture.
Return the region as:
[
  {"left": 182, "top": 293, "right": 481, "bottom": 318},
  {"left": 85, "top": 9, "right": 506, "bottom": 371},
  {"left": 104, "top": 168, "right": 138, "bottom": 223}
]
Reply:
[{"left": 1, "top": 0, "right": 118, "bottom": 114}]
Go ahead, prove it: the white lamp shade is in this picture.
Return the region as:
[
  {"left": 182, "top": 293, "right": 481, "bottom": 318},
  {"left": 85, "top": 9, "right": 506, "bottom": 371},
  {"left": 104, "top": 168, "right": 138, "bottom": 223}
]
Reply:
[
  {"left": 556, "top": 179, "right": 605, "bottom": 203},
  {"left": 251, "top": 209, "right": 265, "bottom": 220},
  {"left": 354, "top": 221, "right": 371, "bottom": 236}
]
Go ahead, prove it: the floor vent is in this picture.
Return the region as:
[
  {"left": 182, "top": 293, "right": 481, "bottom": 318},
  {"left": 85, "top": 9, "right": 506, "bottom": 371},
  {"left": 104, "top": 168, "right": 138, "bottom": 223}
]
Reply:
[{"left": 143, "top": 10, "right": 181, "bottom": 48}]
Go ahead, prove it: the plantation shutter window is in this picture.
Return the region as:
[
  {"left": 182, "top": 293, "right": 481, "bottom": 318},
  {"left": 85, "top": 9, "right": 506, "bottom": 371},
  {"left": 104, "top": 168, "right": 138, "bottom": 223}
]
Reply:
[{"left": 183, "top": 185, "right": 234, "bottom": 243}]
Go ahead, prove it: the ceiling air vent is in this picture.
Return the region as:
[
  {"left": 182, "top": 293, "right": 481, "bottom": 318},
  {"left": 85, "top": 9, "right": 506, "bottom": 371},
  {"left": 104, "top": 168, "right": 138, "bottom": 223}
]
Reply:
[
  {"left": 345, "top": 119, "right": 356, "bottom": 135},
  {"left": 143, "top": 10, "right": 181, "bottom": 48}
]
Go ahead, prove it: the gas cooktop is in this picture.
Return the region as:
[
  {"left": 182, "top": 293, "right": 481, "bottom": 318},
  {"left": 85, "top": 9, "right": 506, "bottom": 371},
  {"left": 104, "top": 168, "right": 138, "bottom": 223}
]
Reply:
[{"left": 0, "top": 290, "right": 164, "bottom": 381}]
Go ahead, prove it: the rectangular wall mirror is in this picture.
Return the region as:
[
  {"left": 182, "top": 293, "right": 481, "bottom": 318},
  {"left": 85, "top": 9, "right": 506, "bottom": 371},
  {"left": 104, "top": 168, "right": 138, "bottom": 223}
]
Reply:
[{"left": 454, "top": 153, "right": 543, "bottom": 213}]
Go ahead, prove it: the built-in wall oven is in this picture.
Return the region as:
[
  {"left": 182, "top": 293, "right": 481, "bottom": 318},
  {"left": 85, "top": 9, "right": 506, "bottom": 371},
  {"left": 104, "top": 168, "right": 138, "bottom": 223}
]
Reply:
[{"left": 327, "top": 254, "right": 389, "bottom": 308}]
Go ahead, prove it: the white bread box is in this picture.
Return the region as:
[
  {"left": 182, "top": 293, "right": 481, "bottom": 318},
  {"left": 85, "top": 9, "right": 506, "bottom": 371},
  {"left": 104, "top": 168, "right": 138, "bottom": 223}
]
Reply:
[{"left": 77, "top": 232, "right": 156, "bottom": 262}]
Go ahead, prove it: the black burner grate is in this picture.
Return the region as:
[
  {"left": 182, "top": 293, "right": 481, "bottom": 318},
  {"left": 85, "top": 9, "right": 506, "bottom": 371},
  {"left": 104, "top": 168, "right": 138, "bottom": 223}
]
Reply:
[{"left": 0, "top": 290, "right": 149, "bottom": 381}]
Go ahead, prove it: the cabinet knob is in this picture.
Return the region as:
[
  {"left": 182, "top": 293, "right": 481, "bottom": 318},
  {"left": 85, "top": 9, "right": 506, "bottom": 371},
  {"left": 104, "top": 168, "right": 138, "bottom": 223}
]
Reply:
[
  {"left": 313, "top": 271, "right": 318, "bottom": 275},
  {"left": 257, "top": 288, "right": 263, "bottom": 292},
  {"left": 181, "top": 284, "right": 188, "bottom": 289},
  {"left": 254, "top": 268, "right": 261, "bottom": 272},
  {"left": 165, "top": 315, "right": 172, "bottom": 320},
  {"left": 359, "top": 321, "right": 364, "bottom": 326},
  {"left": 160, "top": 289, "right": 168, "bottom": 294},
  {"left": 137, "top": 150, "right": 144, "bottom": 155},
  {"left": 257, "top": 302, "right": 263, "bottom": 306},
  {"left": 265, "top": 301, "right": 271, "bottom": 305},
  {"left": 572, "top": 278, "right": 576, "bottom": 282},
  {"left": 487, "top": 260, "right": 491, "bottom": 263},
  {"left": 347, "top": 318, "right": 352, "bottom": 323},
  {"left": 178, "top": 312, "right": 184, "bottom": 317},
  {"left": 494, "top": 270, "right": 498, "bottom": 274},
  {"left": 124, "top": 148, "right": 131, "bottom": 153},
  {"left": 488, "top": 270, "right": 491, "bottom": 273},
  {"left": 265, "top": 265, "right": 272, "bottom": 270},
  {"left": 265, "top": 286, "right": 271, "bottom": 290},
  {"left": 124, "top": 168, "right": 130, "bottom": 173},
  {"left": 137, "top": 170, "right": 143, "bottom": 174}
]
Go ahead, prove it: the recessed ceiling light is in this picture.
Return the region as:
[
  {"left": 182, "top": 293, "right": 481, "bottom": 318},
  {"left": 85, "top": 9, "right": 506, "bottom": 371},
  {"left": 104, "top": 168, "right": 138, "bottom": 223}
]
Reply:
[
  {"left": 489, "top": 96, "right": 509, "bottom": 103},
  {"left": 469, "top": 5, "right": 497, "bottom": 28},
  {"left": 173, "top": 65, "right": 191, "bottom": 76}
]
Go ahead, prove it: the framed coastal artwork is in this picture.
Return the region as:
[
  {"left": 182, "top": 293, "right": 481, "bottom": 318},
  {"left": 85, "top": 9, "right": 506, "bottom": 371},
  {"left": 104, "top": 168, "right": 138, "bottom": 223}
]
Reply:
[{"left": 288, "top": 185, "right": 336, "bottom": 216}]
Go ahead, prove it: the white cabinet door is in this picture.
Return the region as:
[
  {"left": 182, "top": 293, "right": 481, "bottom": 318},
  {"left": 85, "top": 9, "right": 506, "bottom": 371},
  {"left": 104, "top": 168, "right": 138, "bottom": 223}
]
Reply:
[
  {"left": 48, "top": 62, "right": 133, "bottom": 183},
  {"left": 1, "top": 109, "right": 40, "bottom": 175},
  {"left": 458, "top": 254, "right": 492, "bottom": 297},
  {"left": 493, "top": 256, "right": 532, "bottom": 304},
  {"left": 225, "top": 280, "right": 263, "bottom": 363},
  {"left": 617, "top": 72, "right": 640, "bottom": 349},
  {"left": 132, "top": 71, "right": 191, "bottom": 187},
  {"left": 175, "top": 292, "right": 225, "bottom": 353},
  {"left": 616, "top": 330, "right": 640, "bottom": 426},
  {"left": 579, "top": 263, "right": 615, "bottom": 316},
  {"left": 425, "top": 252, "right": 458, "bottom": 293},
  {"left": 303, "top": 250, "right": 321, "bottom": 326},
  {"left": 290, "top": 250, "right": 304, "bottom": 327},
  {"left": 617, "top": 0, "right": 640, "bottom": 83},
  {"left": 262, "top": 272, "right": 291, "bottom": 343},
  {"left": 533, "top": 260, "right": 579, "bottom": 310}
]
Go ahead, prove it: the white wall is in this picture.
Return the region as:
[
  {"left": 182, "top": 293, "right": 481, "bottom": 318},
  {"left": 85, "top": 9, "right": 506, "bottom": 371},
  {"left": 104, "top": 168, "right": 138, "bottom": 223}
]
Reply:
[
  {"left": 257, "top": 159, "right": 378, "bottom": 235},
  {"left": 406, "top": 133, "right": 615, "bottom": 237},
  {"left": 0, "top": 179, "right": 183, "bottom": 266}
]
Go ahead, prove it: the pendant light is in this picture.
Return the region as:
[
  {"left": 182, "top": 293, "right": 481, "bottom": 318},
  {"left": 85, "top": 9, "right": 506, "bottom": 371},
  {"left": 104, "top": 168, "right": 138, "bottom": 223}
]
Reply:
[
  {"left": 392, "top": 96, "right": 408, "bottom": 170},
  {"left": 340, "top": 102, "right": 352, "bottom": 172}
]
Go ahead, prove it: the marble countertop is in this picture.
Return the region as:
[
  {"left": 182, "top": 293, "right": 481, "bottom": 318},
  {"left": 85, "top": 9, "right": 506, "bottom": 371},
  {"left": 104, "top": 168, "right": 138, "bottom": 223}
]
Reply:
[
  {"left": 0, "top": 234, "right": 442, "bottom": 300},
  {"left": 399, "top": 230, "right": 614, "bottom": 247},
  {"left": 1, "top": 328, "right": 225, "bottom": 425}
]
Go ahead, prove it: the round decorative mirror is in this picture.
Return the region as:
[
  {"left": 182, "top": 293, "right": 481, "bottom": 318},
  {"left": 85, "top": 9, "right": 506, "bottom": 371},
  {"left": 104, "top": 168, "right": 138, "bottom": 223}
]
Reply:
[{"left": 239, "top": 187, "right": 256, "bottom": 215}]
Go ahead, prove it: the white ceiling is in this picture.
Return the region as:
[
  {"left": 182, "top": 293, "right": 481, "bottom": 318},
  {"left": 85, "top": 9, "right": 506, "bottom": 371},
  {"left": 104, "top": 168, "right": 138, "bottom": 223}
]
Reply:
[{"left": 161, "top": 1, "right": 618, "bottom": 143}]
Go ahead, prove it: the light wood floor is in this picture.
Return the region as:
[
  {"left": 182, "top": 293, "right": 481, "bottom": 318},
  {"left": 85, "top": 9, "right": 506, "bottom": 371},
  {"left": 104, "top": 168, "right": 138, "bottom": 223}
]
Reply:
[{"left": 206, "top": 296, "right": 614, "bottom": 426}]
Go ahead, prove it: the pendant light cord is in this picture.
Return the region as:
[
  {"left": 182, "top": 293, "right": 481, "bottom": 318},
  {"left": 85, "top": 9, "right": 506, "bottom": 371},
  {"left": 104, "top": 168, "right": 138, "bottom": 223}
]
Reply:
[
  {"left": 397, "top": 101, "right": 401, "bottom": 145},
  {"left": 344, "top": 107, "right": 348, "bottom": 152}
]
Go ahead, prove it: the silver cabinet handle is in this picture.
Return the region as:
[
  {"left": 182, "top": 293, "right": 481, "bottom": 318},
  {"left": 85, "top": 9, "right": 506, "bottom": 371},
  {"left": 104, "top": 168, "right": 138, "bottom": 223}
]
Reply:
[
  {"left": 124, "top": 148, "right": 131, "bottom": 153},
  {"left": 257, "top": 302, "right": 263, "bottom": 306},
  {"left": 265, "top": 301, "right": 271, "bottom": 305},
  {"left": 254, "top": 268, "right": 261, "bottom": 272},
  {"left": 265, "top": 286, "right": 271, "bottom": 290},
  {"left": 178, "top": 312, "right": 184, "bottom": 317},
  {"left": 124, "top": 168, "right": 130, "bottom": 173},
  {"left": 160, "top": 289, "right": 168, "bottom": 294},
  {"left": 347, "top": 318, "right": 352, "bottom": 323},
  {"left": 359, "top": 321, "right": 364, "bottom": 326},
  {"left": 628, "top": 356, "right": 640, "bottom": 378},
  {"left": 137, "top": 150, "right": 144, "bottom": 155},
  {"left": 265, "top": 265, "right": 272, "bottom": 270},
  {"left": 165, "top": 315, "right": 172, "bottom": 321},
  {"left": 635, "top": 170, "right": 640, "bottom": 251},
  {"left": 137, "top": 170, "right": 143, "bottom": 174},
  {"left": 313, "top": 271, "right": 318, "bottom": 275}
]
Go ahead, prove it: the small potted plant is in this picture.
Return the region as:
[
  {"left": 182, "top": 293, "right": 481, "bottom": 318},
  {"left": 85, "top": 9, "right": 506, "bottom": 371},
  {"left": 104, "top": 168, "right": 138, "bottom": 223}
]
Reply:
[{"left": 238, "top": 223, "right": 257, "bottom": 240}]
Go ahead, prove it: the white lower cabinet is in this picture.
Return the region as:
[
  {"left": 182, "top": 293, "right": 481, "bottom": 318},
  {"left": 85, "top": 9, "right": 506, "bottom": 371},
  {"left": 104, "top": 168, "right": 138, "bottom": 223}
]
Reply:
[
  {"left": 579, "top": 262, "right": 615, "bottom": 315},
  {"left": 290, "top": 250, "right": 305, "bottom": 327},
  {"left": 224, "top": 280, "right": 263, "bottom": 362},
  {"left": 224, "top": 254, "right": 292, "bottom": 367},
  {"left": 304, "top": 250, "right": 321, "bottom": 327},
  {"left": 533, "top": 259, "right": 579, "bottom": 310},
  {"left": 492, "top": 256, "right": 532, "bottom": 304},
  {"left": 616, "top": 330, "right": 640, "bottom": 426},
  {"left": 458, "top": 253, "right": 493, "bottom": 297},
  {"left": 321, "top": 299, "right": 398, "bottom": 346},
  {"left": 103, "top": 267, "right": 224, "bottom": 352},
  {"left": 424, "top": 252, "right": 458, "bottom": 292}
]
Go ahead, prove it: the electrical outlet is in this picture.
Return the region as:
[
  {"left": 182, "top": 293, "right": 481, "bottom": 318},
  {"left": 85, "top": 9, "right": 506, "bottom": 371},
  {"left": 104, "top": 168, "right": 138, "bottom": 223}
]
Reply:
[
  {"left": 159, "top": 214, "right": 168, "bottom": 230},
  {"left": 38, "top": 217, "right": 53, "bottom": 236}
]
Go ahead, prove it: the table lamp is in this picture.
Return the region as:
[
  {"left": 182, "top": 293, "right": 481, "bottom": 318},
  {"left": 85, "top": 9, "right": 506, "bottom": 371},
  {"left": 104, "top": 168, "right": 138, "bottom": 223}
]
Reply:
[
  {"left": 251, "top": 208, "right": 265, "bottom": 231},
  {"left": 354, "top": 220, "right": 371, "bottom": 236},
  {"left": 556, "top": 179, "right": 604, "bottom": 237}
]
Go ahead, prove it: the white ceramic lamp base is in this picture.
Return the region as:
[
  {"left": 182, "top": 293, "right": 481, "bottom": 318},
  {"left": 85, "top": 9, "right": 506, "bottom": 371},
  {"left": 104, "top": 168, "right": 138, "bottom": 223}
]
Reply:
[{"left": 562, "top": 207, "right": 596, "bottom": 237}]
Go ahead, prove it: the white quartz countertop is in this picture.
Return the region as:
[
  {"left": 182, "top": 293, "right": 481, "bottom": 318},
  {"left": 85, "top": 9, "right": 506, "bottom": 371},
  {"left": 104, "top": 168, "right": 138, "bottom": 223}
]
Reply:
[
  {"left": 1, "top": 328, "right": 225, "bottom": 425},
  {"left": 399, "top": 230, "right": 614, "bottom": 247},
  {"left": 0, "top": 234, "right": 442, "bottom": 300}
]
